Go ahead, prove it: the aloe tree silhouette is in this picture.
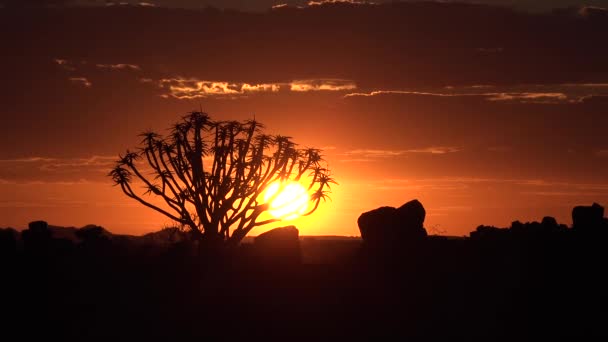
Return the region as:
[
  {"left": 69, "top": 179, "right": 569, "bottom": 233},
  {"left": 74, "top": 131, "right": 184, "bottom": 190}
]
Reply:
[{"left": 109, "top": 111, "right": 335, "bottom": 247}]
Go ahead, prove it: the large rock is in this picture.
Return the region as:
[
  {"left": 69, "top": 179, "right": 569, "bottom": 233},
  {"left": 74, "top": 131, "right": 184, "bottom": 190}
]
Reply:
[
  {"left": 358, "top": 199, "right": 428, "bottom": 247},
  {"left": 396, "top": 199, "right": 426, "bottom": 230},
  {"left": 254, "top": 226, "right": 301, "bottom": 265},
  {"left": 572, "top": 203, "right": 605, "bottom": 231}
]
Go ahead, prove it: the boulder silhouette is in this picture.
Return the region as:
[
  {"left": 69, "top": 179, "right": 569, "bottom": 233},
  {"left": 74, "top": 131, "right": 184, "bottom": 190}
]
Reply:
[
  {"left": 572, "top": 203, "right": 605, "bottom": 231},
  {"left": 541, "top": 216, "right": 558, "bottom": 229},
  {"left": 358, "top": 199, "right": 428, "bottom": 247},
  {"left": 0, "top": 228, "right": 19, "bottom": 255},
  {"left": 254, "top": 226, "right": 301, "bottom": 265},
  {"left": 396, "top": 199, "right": 426, "bottom": 230}
]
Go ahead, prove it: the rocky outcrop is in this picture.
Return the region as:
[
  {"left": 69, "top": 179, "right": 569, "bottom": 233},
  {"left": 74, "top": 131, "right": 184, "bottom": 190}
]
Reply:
[
  {"left": 358, "top": 199, "right": 428, "bottom": 248},
  {"left": 254, "top": 226, "right": 301, "bottom": 264}
]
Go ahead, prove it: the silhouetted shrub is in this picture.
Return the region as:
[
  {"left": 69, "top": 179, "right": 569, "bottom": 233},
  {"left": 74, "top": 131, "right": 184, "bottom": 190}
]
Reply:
[
  {"left": 0, "top": 227, "right": 18, "bottom": 255},
  {"left": 572, "top": 203, "right": 605, "bottom": 232},
  {"left": 470, "top": 225, "right": 509, "bottom": 241},
  {"left": 22, "top": 220, "right": 52, "bottom": 254}
]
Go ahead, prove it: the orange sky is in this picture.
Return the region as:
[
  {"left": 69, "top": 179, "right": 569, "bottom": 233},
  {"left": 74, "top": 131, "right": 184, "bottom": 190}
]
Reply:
[{"left": 1, "top": 3, "right": 608, "bottom": 236}]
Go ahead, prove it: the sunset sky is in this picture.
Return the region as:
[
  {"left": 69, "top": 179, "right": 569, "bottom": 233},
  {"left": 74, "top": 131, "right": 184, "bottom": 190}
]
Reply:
[{"left": 1, "top": 1, "right": 608, "bottom": 237}]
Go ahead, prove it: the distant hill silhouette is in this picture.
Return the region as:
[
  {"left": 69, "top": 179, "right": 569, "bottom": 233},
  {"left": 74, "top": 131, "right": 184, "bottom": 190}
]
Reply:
[{"left": 2, "top": 201, "right": 608, "bottom": 339}]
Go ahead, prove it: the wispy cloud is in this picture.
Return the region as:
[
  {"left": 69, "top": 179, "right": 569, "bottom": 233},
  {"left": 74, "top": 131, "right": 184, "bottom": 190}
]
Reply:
[
  {"left": 271, "top": 3, "right": 290, "bottom": 9},
  {"left": 307, "top": 0, "right": 375, "bottom": 6},
  {"left": 344, "top": 83, "right": 608, "bottom": 104},
  {"left": 54, "top": 58, "right": 76, "bottom": 71},
  {"left": 0, "top": 157, "right": 57, "bottom": 163},
  {"left": 68, "top": 77, "right": 92, "bottom": 87},
  {"left": 105, "top": 1, "right": 158, "bottom": 7},
  {"left": 343, "top": 149, "right": 406, "bottom": 158},
  {"left": 158, "top": 78, "right": 281, "bottom": 99},
  {"left": 0, "top": 155, "right": 116, "bottom": 183},
  {"left": 157, "top": 77, "right": 356, "bottom": 99},
  {"left": 340, "top": 146, "right": 461, "bottom": 161},
  {"left": 95, "top": 63, "right": 141, "bottom": 71},
  {"left": 0, "top": 155, "right": 115, "bottom": 167},
  {"left": 54, "top": 58, "right": 142, "bottom": 75},
  {"left": 290, "top": 79, "right": 356, "bottom": 92},
  {"left": 487, "top": 92, "right": 568, "bottom": 103},
  {"left": 344, "top": 90, "right": 572, "bottom": 104},
  {"left": 405, "top": 147, "right": 462, "bottom": 154},
  {"left": 273, "top": 0, "right": 375, "bottom": 8},
  {"left": 53, "top": 58, "right": 357, "bottom": 98},
  {"left": 38, "top": 156, "right": 116, "bottom": 171}
]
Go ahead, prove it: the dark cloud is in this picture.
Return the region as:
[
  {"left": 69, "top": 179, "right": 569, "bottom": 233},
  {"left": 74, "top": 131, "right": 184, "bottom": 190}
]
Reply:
[
  {"left": 4, "top": 1, "right": 607, "bottom": 12},
  {"left": 0, "top": 0, "right": 74, "bottom": 7},
  {"left": 2, "top": 2, "right": 607, "bottom": 90},
  {"left": 577, "top": 5, "right": 608, "bottom": 18}
]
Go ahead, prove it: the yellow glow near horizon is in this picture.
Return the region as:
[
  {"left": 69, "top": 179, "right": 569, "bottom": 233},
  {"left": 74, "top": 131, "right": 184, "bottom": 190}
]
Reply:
[{"left": 263, "top": 181, "right": 309, "bottom": 220}]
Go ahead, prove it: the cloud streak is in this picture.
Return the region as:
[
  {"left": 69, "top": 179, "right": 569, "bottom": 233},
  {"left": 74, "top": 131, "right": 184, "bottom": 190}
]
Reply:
[
  {"left": 95, "top": 63, "right": 141, "bottom": 71},
  {"left": 290, "top": 79, "right": 356, "bottom": 92},
  {"left": 54, "top": 58, "right": 142, "bottom": 74},
  {"left": 54, "top": 58, "right": 76, "bottom": 71},
  {"left": 307, "top": 0, "right": 375, "bottom": 6},
  {"left": 158, "top": 78, "right": 282, "bottom": 99},
  {"left": 272, "top": 0, "right": 375, "bottom": 9},
  {"left": 344, "top": 83, "right": 608, "bottom": 104},
  {"left": 157, "top": 77, "right": 356, "bottom": 99},
  {"left": 68, "top": 77, "right": 92, "bottom": 87},
  {"left": 0, "top": 155, "right": 116, "bottom": 183},
  {"left": 340, "top": 146, "right": 461, "bottom": 161}
]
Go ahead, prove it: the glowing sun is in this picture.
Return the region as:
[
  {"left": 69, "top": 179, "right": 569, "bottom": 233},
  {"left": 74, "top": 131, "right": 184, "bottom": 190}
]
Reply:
[{"left": 263, "top": 181, "right": 310, "bottom": 220}]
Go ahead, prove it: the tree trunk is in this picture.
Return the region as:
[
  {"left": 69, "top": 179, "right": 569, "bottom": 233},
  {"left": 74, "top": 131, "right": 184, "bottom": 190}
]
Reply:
[{"left": 198, "top": 231, "right": 228, "bottom": 264}]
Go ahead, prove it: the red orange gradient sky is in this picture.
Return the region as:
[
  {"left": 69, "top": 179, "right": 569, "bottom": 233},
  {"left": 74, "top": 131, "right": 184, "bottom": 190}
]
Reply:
[{"left": 1, "top": 2, "right": 608, "bottom": 236}]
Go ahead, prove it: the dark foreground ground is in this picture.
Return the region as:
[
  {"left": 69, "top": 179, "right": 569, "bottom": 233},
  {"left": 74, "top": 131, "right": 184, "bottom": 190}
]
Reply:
[{"left": 2, "top": 231, "right": 608, "bottom": 341}]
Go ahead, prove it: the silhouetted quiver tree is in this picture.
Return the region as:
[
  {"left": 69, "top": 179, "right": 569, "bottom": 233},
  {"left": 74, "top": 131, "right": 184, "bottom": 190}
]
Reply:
[{"left": 110, "top": 112, "right": 335, "bottom": 247}]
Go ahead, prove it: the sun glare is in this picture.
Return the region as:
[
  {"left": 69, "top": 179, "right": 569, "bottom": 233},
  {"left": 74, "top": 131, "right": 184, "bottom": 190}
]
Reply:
[{"left": 263, "top": 181, "right": 310, "bottom": 220}]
